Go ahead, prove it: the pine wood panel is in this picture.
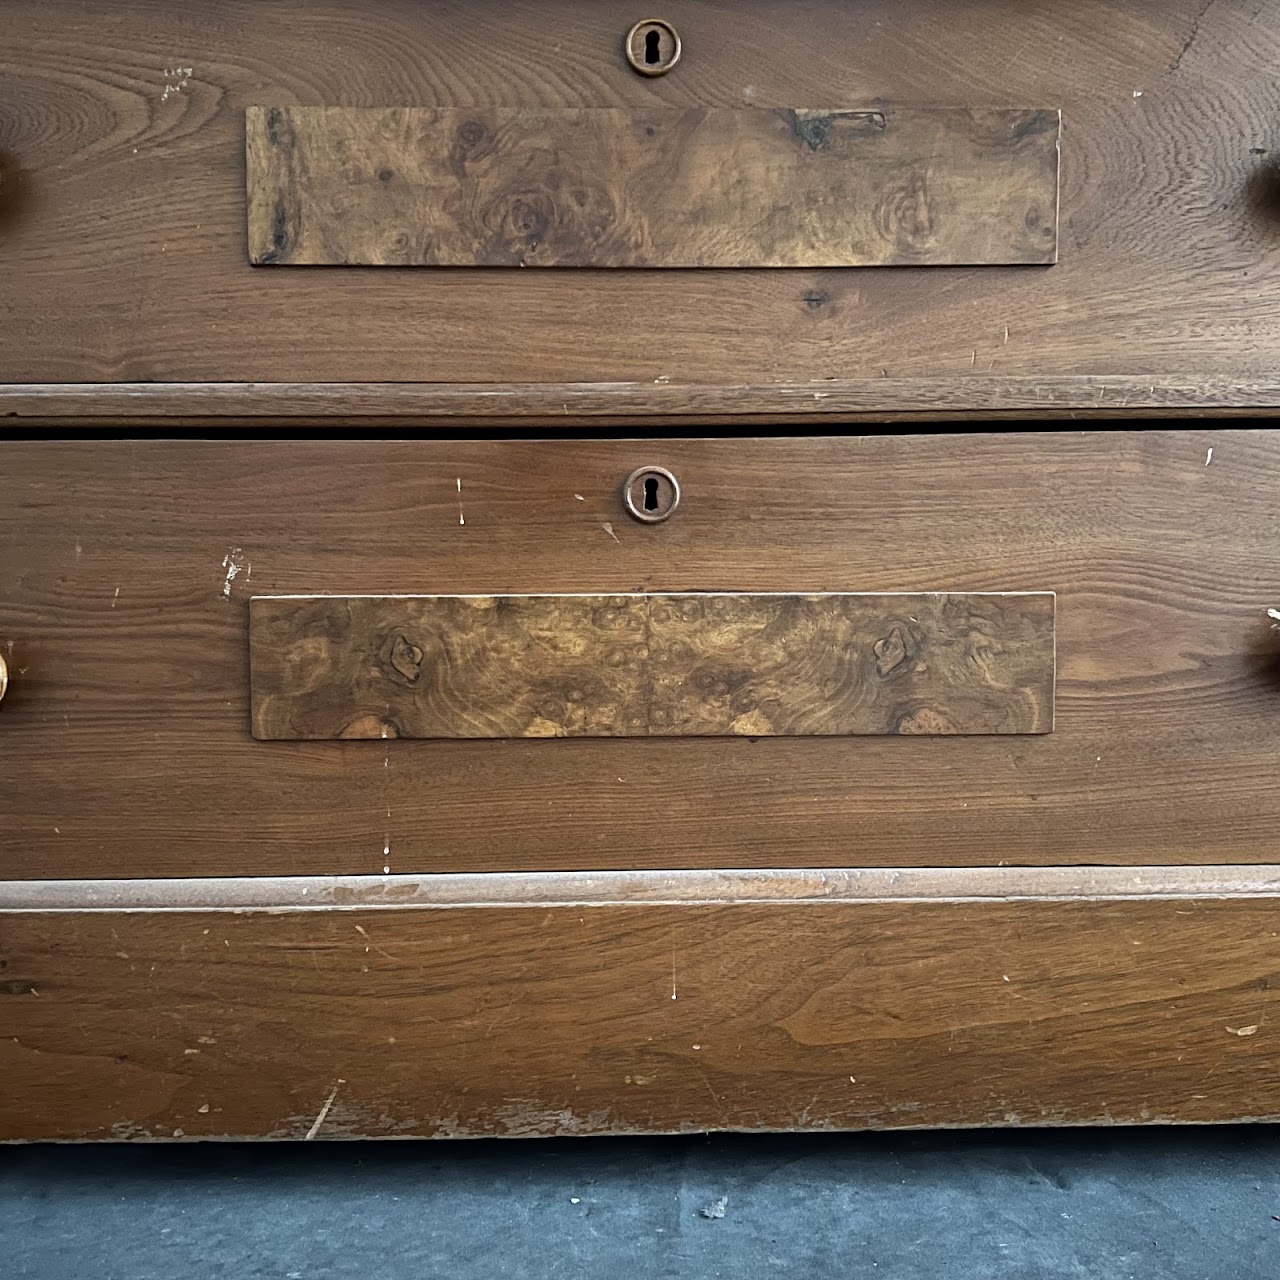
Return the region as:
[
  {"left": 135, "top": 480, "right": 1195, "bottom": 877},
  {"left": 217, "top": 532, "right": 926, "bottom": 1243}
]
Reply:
[
  {"left": 249, "top": 592, "right": 1055, "bottom": 740},
  {"left": 0, "top": 0, "right": 1276, "bottom": 385},
  {"left": 3, "top": 893, "right": 1279, "bottom": 1140},
  {"left": 2, "top": 430, "right": 1279, "bottom": 880},
  {"left": 245, "top": 106, "right": 1060, "bottom": 268}
]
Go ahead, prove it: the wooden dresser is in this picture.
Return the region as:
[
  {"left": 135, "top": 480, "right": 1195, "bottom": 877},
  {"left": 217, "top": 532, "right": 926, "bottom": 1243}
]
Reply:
[{"left": 4, "top": 0, "right": 1280, "bottom": 1141}]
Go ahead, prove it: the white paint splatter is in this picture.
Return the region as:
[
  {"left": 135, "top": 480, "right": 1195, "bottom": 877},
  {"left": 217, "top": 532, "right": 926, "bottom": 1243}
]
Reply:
[
  {"left": 220, "top": 548, "right": 246, "bottom": 600},
  {"left": 1133, "top": 89, "right": 1143, "bottom": 98},
  {"left": 574, "top": 493, "right": 585, "bottom": 502},
  {"left": 601, "top": 522, "right": 620, "bottom": 544},
  {"left": 304, "top": 1079, "right": 345, "bottom": 1140},
  {"left": 1205, "top": 447, "right": 1213, "bottom": 465},
  {"left": 111, "top": 586, "right": 120, "bottom": 608},
  {"left": 160, "top": 66, "right": 193, "bottom": 102},
  {"left": 456, "top": 477, "right": 465, "bottom": 526}
]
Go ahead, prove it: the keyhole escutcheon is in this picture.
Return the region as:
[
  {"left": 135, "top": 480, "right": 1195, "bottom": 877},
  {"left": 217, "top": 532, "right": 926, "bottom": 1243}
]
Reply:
[
  {"left": 623, "top": 466, "right": 681, "bottom": 523},
  {"left": 625, "top": 19, "right": 681, "bottom": 77}
]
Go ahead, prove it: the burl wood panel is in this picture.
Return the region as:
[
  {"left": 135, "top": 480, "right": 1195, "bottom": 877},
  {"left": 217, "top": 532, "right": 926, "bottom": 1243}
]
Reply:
[
  {"left": 244, "top": 106, "right": 1060, "bottom": 268},
  {"left": 249, "top": 593, "right": 1055, "bottom": 740},
  {"left": 4, "top": 895, "right": 1280, "bottom": 1140},
  {"left": 4, "top": 430, "right": 1280, "bottom": 879}
]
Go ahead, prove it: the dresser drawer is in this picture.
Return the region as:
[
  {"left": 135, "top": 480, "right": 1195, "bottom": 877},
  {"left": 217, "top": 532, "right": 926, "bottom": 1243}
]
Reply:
[
  {"left": 2, "top": 0, "right": 1278, "bottom": 418},
  {"left": 3, "top": 428, "right": 1278, "bottom": 881},
  {"left": 7, "top": 425, "right": 1280, "bottom": 1140}
]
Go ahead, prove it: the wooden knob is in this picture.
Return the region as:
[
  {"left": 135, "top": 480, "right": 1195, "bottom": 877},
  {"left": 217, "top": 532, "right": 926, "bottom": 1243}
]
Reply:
[{"left": 0, "top": 652, "right": 7, "bottom": 705}]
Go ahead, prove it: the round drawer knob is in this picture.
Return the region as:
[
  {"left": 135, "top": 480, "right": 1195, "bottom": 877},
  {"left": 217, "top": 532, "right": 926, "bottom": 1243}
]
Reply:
[{"left": 0, "top": 652, "right": 8, "bottom": 706}]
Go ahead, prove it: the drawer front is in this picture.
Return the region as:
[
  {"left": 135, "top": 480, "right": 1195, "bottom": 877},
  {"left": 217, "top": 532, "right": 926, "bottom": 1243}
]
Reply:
[
  {"left": 1, "top": 0, "right": 1277, "bottom": 407},
  {"left": 3, "top": 428, "right": 1278, "bottom": 881},
  {"left": 4, "top": 891, "right": 1279, "bottom": 1141}
]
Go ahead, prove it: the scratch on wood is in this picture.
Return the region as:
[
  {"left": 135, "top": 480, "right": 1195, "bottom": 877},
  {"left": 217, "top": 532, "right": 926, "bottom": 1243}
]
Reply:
[
  {"left": 304, "top": 1079, "right": 345, "bottom": 1139},
  {"left": 1170, "top": 0, "right": 1219, "bottom": 74},
  {"left": 354, "top": 923, "right": 396, "bottom": 961}
]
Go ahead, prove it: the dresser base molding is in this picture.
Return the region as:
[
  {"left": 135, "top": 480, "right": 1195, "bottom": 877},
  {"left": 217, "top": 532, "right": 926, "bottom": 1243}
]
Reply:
[{"left": 3, "top": 868, "right": 1279, "bottom": 1141}]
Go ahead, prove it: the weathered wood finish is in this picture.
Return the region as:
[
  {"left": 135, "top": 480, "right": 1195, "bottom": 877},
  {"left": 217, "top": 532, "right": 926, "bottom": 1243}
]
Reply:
[
  {"left": 8, "top": 865, "right": 1280, "bottom": 910},
  {"left": 3, "top": 429, "right": 1279, "bottom": 880},
  {"left": 0, "top": 0, "right": 1275, "bottom": 389},
  {"left": 249, "top": 592, "right": 1055, "bottom": 740},
  {"left": 4, "top": 894, "right": 1279, "bottom": 1140},
  {"left": 6, "top": 377, "right": 1280, "bottom": 424},
  {"left": 245, "top": 106, "right": 1060, "bottom": 268}
]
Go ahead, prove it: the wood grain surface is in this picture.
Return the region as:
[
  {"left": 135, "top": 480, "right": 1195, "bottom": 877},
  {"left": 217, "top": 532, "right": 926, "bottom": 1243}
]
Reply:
[
  {"left": 7, "top": 377, "right": 1280, "bottom": 424},
  {"left": 4, "top": 429, "right": 1280, "bottom": 879},
  {"left": 4, "top": 895, "right": 1280, "bottom": 1139},
  {"left": 249, "top": 592, "right": 1055, "bottom": 740},
  {"left": 245, "top": 106, "right": 1060, "bottom": 268},
  {"left": 0, "top": 0, "right": 1276, "bottom": 386}
]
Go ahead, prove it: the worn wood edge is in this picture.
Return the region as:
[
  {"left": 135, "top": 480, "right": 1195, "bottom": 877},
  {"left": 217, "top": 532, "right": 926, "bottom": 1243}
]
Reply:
[
  {"left": 2, "top": 378, "right": 1279, "bottom": 422},
  {"left": 253, "top": 590, "right": 1055, "bottom": 601},
  {"left": 5, "top": 866, "right": 1280, "bottom": 911},
  {"left": 17, "top": 1115, "right": 1280, "bottom": 1144}
]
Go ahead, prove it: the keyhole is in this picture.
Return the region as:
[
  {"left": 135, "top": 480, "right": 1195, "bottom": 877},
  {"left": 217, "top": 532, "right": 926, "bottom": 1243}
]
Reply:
[
  {"left": 626, "top": 19, "right": 681, "bottom": 77},
  {"left": 623, "top": 465, "right": 680, "bottom": 523}
]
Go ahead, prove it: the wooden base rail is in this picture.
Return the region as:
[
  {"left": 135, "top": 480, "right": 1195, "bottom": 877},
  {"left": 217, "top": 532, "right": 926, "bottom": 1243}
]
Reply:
[{"left": 6, "top": 865, "right": 1280, "bottom": 911}]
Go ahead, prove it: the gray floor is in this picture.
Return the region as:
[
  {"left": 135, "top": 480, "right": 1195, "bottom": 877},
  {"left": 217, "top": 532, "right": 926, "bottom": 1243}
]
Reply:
[{"left": 4, "top": 1128, "right": 1278, "bottom": 1279}]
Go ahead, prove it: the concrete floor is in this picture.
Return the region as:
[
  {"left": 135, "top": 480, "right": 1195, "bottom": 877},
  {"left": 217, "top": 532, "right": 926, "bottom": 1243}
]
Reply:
[{"left": 5, "top": 1127, "right": 1279, "bottom": 1279}]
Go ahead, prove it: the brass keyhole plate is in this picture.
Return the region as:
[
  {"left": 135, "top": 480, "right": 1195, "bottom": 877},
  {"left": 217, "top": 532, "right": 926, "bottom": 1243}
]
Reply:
[
  {"left": 625, "top": 19, "right": 682, "bottom": 77},
  {"left": 623, "top": 466, "right": 681, "bottom": 522}
]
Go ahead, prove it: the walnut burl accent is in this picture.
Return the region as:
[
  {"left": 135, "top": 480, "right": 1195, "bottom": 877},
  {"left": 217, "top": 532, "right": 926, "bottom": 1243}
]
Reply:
[
  {"left": 245, "top": 107, "right": 1061, "bottom": 268},
  {"left": 249, "top": 593, "right": 1055, "bottom": 741}
]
